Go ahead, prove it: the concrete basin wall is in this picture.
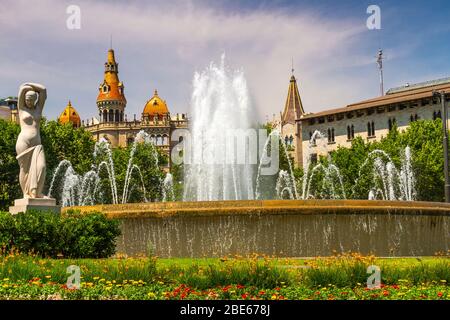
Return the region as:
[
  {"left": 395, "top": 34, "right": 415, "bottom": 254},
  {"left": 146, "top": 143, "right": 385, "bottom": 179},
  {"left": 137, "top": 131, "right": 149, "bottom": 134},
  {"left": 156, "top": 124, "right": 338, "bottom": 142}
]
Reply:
[{"left": 66, "top": 200, "right": 450, "bottom": 257}]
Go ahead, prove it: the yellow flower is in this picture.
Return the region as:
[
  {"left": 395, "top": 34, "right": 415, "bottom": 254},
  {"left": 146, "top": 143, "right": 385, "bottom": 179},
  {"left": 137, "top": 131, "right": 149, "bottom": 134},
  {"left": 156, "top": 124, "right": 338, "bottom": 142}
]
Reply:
[
  {"left": 45, "top": 275, "right": 51, "bottom": 279},
  {"left": 147, "top": 292, "right": 156, "bottom": 299},
  {"left": 93, "top": 277, "right": 100, "bottom": 281}
]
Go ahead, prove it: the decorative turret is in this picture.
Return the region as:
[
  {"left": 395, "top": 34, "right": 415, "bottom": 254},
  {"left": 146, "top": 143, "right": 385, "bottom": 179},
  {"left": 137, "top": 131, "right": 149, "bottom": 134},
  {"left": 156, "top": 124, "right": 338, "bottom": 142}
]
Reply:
[
  {"left": 58, "top": 100, "right": 81, "bottom": 127},
  {"left": 96, "top": 48, "right": 126, "bottom": 123}
]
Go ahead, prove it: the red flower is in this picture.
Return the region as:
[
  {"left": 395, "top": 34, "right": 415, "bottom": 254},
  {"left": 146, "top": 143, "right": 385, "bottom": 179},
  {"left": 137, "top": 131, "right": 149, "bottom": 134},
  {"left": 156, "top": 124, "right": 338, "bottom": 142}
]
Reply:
[
  {"left": 438, "top": 292, "right": 443, "bottom": 298},
  {"left": 315, "top": 291, "right": 321, "bottom": 295},
  {"left": 274, "top": 287, "right": 281, "bottom": 291},
  {"left": 237, "top": 284, "right": 245, "bottom": 289},
  {"left": 392, "top": 284, "right": 399, "bottom": 290},
  {"left": 241, "top": 293, "right": 248, "bottom": 299},
  {"left": 258, "top": 291, "right": 265, "bottom": 296},
  {"left": 341, "top": 292, "right": 348, "bottom": 295},
  {"left": 383, "top": 290, "right": 389, "bottom": 297}
]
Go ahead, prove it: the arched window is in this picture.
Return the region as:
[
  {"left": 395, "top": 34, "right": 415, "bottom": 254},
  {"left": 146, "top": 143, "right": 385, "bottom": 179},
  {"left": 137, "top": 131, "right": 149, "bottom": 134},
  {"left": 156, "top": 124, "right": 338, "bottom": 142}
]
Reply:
[
  {"left": 289, "top": 135, "right": 294, "bottom": 145},
  {"left": 388, "top": 118, "right": 392, "bottom": 131},
  {"left": 331, "top": 128, "right": 335, "bottom": 142},
  {"left": 351, "top": 125, "right": 355, "bottom": 139},
  {"left": 285, "top": 136, "right": 289, "bottom": 145},
  {"left": 367, "top": 122, "right": 371, "bottom": 136},
  {"left": 415, "top": 114, "right": 418, "bottom": 121},
  {"left": 156, "top": 135, "right": 162, "bottom": 146},
  {"left": 347, "top": 126, "right": 351, "bottom": 140},
  {"left": 371, "top": 121, "right": 375, "bottom": 136},
  {"left": 327, "top": 129, "right": 331, "bottom": 142}
]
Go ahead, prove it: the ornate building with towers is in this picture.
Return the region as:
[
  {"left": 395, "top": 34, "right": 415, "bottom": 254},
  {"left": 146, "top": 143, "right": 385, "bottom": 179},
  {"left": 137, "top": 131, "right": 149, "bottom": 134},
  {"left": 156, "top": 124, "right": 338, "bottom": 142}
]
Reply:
[{"left": 81, "top": 48, "right": 188, "bottom": 165}]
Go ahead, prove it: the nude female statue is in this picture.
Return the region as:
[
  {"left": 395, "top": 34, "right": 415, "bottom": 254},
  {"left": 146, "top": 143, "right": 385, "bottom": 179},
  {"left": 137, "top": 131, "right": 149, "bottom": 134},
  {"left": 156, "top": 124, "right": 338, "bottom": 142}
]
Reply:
[{"left": 16, "top": 83, "right": 47, "bottom": 199}]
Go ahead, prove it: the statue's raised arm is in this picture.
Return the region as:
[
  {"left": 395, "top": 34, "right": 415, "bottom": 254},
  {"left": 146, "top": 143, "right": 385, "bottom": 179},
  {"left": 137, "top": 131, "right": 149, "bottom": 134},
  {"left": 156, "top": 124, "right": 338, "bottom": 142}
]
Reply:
[{"left": 18, "top": 83, "right": 47, "bottom": 113}]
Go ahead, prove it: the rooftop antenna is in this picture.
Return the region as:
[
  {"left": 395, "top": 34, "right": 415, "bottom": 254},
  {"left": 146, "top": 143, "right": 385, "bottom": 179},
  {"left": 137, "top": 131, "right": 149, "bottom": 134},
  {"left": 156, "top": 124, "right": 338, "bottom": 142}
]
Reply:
[
  {"left": 377, "top": 49, "right": 384, "bottom": 96},
  {"left": 291, "top": 57, "right": 294, "bottom": 75}
]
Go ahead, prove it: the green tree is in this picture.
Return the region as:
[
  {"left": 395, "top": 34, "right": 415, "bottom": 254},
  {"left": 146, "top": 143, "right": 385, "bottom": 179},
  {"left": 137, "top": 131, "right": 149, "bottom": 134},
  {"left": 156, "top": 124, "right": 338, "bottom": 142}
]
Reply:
[{"left": 0, "top": 120, "right": 20, "bottom": 210}]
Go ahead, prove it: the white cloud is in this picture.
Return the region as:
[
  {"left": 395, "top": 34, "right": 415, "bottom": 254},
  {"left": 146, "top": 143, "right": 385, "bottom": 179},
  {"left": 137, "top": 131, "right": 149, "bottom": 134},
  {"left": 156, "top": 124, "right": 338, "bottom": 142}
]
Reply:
[{"left": 0, "top": 0, "right": 414, "bottom": 121}]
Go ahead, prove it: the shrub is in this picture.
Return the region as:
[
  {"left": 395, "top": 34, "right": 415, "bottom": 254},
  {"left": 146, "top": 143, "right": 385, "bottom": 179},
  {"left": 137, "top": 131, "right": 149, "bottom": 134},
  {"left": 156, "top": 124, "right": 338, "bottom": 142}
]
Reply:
[{"left": 0, "top": 210, "right": 121, "bottom": 258}]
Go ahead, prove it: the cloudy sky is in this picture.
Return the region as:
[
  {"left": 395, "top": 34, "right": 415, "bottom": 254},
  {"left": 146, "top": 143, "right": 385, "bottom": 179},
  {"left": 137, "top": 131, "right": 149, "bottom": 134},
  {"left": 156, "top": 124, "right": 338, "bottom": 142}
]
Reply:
[{"left": 1, "top": 0, "right": 450, "bottom": 122}]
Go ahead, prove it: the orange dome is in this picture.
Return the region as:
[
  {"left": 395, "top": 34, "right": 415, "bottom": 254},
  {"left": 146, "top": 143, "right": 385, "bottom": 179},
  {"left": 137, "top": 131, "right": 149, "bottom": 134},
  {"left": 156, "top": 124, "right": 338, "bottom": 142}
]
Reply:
[
  {"left": 58, "top": 100, "right": 81, "bottom": 127},
  {"left": 142, "top": 90, "right": 169, "bottom": 116}
]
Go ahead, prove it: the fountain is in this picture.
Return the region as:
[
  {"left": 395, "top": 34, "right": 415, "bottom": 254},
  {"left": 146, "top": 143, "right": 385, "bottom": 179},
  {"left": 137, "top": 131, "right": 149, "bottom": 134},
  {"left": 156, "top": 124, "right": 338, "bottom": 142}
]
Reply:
[
  {"left": 48, "top": 130, "right": 158, "bottom": 206},
  {"left": 183, "top": 55, "right": 256, "bottom": 201},
  {"left": 61, "top": 58, "right": 449, "bottom": 258},
  {"left": 354, "top": 147, "right": 416, "bottom": 201}
]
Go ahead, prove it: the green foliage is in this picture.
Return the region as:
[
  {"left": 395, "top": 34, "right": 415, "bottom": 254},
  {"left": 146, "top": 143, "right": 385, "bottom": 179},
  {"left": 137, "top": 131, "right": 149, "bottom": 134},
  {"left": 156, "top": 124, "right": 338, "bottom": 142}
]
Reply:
[
  {"left": 329, "top": 119, "right": 447, "bottom": 201},
  {"left": 41, "top": 120, "right": 96, "bottom": 175},
  {"left": 0, "top": 210, "right": 121, "bottom": 258},
  {"left": 0, "top": 255, "right": 448, "bottom": 300},
  {"left": 0, "top": 120, "right": 21, "bottom": 211},
  {"left": 0, "top": 119, "right": 96, "bottom": 210},
  {"left": 106, "top": 142, "right": 167, "bottom": 203}
]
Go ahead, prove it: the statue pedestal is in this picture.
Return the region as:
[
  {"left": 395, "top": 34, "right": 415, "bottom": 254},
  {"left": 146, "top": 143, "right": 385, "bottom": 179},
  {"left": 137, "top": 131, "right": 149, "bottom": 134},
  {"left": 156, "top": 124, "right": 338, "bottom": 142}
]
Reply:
[{"left": 9, "top": 198, "right": 61, "bottom": 215}]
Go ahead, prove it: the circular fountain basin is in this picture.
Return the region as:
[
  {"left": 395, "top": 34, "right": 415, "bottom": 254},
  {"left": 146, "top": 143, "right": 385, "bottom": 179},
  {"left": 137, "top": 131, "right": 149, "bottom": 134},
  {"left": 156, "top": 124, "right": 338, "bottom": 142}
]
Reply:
[{"left": 65, "top": 200, "right": 450, "bottom": 257}]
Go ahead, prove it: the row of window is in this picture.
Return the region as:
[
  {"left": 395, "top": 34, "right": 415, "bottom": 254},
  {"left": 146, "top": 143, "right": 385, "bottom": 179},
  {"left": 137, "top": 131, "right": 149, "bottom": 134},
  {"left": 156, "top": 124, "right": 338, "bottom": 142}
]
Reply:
[
  {"left": 101, "top": 109, "right": 124, "bottom": 123},
  {"left": 311, "top": 114, "right": 423, "bottom": 143},
  {"left": 126, "top": 135, "right": 170, "bottom": 146}
]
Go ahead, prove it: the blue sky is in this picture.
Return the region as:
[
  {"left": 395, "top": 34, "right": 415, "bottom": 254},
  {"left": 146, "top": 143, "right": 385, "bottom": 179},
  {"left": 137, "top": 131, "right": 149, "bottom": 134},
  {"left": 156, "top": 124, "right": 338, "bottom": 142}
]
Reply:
[{"left": 1, "top": 0, "right": 450, "bottom": 122}]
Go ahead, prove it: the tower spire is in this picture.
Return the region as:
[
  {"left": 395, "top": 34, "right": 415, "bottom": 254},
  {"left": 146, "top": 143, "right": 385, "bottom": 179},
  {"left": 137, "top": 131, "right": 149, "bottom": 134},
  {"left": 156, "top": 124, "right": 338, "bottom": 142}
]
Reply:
[{"left": 377, "top": 49, "right": 384, "bottom": 96}]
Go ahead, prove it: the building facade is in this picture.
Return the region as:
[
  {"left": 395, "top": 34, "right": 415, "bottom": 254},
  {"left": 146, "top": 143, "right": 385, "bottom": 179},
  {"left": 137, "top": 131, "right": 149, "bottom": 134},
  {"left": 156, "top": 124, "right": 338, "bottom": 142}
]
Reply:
[
  {"left": 0, "top": 97, "right": 18, "bottom": 123},
  {"left": 296, "top": 77, "right": 450, "bottom": 168},
  {"left": 81, "top": 48, "right": 188, "bottom": 163}
]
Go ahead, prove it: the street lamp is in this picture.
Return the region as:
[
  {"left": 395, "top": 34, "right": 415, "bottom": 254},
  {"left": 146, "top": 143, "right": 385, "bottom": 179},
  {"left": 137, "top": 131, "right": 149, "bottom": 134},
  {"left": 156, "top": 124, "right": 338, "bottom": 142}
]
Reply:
[{"left": 433, "top": 90, "right": 450, "bottom": 202}]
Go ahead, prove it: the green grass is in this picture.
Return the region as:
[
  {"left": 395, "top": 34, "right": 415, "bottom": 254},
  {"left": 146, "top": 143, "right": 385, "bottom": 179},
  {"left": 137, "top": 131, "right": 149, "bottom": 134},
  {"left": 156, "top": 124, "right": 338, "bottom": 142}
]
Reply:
[{"left": 0, "top": 253, "right": 448, "bottom": 300}]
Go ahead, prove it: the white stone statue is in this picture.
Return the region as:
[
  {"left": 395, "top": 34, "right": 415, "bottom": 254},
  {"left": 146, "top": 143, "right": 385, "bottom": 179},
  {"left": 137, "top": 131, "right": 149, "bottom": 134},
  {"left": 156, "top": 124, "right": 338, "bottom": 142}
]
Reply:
[{"left": 16, "top": 83, "right": 47, "bottom": 199}]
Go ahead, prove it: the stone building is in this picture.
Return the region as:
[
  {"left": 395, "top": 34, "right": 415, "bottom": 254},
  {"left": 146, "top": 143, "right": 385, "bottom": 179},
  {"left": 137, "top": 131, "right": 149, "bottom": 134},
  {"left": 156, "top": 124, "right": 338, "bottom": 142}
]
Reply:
[
  {"left": 297, "top": 77, "right": 450, "bottom": 168},
  {"left": 0, "top": 97, "right": 18, "bottom": 123},
  {"left": 82, "top": 48, "right": 188, "bottom": 164}
]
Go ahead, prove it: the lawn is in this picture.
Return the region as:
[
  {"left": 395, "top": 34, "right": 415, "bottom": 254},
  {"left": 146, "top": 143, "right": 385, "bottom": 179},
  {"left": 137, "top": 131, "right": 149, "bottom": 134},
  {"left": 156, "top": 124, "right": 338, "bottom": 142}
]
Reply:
[{"left": 0, "top": 252, "right": 448, "bottom": 300}]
